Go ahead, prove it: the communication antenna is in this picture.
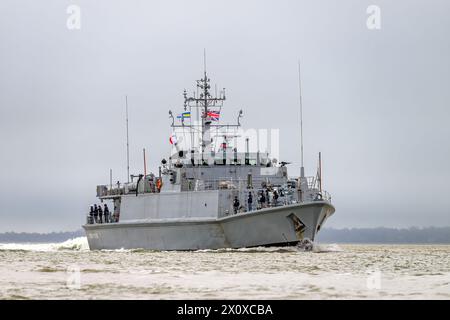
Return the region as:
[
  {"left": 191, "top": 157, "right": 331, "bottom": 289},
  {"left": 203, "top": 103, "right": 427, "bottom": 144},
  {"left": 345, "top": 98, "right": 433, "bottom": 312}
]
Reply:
[
  {"left": 143, "top": 148, "right": 147, "bottom": 176},
  {"left": 126, "top": 95, "right": 130, "bottom": 183},
  {"left": 298, "top": 60, "right": 305, "bottom": 178},
  {"left": 203, "top": 48, "right": 207, "bottom": 76},
  {"left": 319, "top": 152, "right": 322, "bottom": 193}
]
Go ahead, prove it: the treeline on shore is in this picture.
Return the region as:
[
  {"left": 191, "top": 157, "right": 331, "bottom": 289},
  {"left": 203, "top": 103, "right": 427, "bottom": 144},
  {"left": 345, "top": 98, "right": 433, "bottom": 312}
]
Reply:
[
  {"left": 316, "top": 227, "right": 450, "bottom": 244},
  {"left": 0, "top": 227, "right": 449, "bottom": 244},
  {"left": 0, "top": 230, "right": 84, "bottom": 243}
]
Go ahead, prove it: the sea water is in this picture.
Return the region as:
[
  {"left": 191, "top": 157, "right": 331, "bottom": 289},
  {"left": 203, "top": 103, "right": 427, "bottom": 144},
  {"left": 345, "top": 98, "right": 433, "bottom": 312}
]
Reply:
[{"left": 0, "top": 238, "right": 449, "bottom": 299}]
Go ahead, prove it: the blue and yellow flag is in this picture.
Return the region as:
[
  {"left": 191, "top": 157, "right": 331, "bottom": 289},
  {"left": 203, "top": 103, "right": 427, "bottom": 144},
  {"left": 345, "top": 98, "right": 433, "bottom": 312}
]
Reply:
[{"left": 177, "top": 111, "right": 191, "bottom": 119}]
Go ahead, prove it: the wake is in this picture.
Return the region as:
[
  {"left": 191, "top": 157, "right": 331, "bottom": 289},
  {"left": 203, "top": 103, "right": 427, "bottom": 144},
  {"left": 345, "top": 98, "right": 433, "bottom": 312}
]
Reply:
[
  {"left": 0, "top": 238, "right": 343, "bottom": 253},
  {"left": 0, "top": 237, "right": 89, "bottom": 252}
]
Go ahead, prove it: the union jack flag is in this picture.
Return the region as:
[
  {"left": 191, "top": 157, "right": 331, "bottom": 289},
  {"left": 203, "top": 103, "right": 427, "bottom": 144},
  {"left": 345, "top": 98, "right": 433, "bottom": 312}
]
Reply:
[{"left": 204, "top": 110, "right": 220, "bottom": 121}]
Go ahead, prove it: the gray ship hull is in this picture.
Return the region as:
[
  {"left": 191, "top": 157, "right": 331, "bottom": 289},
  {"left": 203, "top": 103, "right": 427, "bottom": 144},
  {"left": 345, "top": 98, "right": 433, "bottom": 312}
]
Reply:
[{"left": 83, "top": 201, "right": 334, "bottom": 250}]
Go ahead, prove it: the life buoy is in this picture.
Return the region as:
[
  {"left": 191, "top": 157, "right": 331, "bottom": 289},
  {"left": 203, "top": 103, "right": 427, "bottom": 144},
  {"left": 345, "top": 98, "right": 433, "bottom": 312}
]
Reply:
[{"left": 156, "top": 178, "right": 162, "bottom": 190}]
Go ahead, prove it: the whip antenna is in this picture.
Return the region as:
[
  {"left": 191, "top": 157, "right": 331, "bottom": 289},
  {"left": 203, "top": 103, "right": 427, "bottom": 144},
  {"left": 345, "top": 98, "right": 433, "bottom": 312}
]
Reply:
[
  {"left": 126, "top": 95, "right": 130, "bottom": 183},
  {"left": 298, "top": 60, "right": 305, "bottom": 178}
]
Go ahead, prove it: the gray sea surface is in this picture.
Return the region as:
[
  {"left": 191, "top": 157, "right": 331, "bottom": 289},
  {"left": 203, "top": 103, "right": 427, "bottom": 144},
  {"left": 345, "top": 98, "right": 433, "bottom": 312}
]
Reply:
[{"left": 0, "top": 238, "right": 449, "bottom": 299}]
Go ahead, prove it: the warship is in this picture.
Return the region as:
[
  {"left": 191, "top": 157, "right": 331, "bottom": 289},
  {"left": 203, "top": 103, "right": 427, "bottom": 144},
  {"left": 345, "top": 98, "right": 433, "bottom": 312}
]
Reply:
[{"left": 83, "top": 67, "right": 335, "bottom": 250}]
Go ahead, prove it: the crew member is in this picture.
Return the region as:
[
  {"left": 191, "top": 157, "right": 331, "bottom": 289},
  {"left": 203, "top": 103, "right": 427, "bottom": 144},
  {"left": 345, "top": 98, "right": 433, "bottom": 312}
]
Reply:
[
  {"left": 98, "top": 205, "right": 103, "bottom": 224},
  {"left": 89, "top": 206, "right": 94, "bottom": 224},
  {"left": 273, "top": 190, "right": 279, "bottom": 206},
  {"left": 113, "top": 203, "right": 118, "bottom": 223},
  {"left": 259, "top": 191, "right": 266, "bottom": 208},
  {"left": 247, "top": 193, "right": 253, "bottom": 212},
  {"left": 93, "top": 204, "right": 99, "bottom": 223},
  {"left": 104, "top": 204, "right": 110, "bottom": 223},
  {"left": 233, "top": 196, "right": 240, "bottom": 214}
]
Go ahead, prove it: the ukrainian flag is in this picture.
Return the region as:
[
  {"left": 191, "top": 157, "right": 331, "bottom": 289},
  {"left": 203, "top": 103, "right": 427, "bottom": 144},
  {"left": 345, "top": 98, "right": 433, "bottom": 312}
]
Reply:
[{"left": 177, "top": 111, "right": 191, "bottom": 119}]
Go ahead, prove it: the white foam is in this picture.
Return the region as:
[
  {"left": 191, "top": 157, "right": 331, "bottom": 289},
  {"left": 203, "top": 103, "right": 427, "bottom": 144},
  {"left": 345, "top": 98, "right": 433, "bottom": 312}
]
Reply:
[
  {"left": 55, "top": 237, "right": 90, "bottom": 251},
  {"left": 0, "top": 237, "right": 89, "bottom": 252},
  {"left": 313, "top": 243, "right": 344, "bottom": 253}
]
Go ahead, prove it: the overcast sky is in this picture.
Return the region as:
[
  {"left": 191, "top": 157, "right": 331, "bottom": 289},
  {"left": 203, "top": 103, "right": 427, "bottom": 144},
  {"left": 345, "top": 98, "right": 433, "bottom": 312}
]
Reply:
[{"left": 0, "top": 0, "right": 449, "bottom": 232}]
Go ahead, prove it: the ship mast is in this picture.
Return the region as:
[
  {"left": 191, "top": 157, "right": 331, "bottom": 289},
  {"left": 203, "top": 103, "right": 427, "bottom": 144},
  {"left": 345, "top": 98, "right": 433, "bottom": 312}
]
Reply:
[
  {"left": 200, "top": 49, "right": 211, "bottom": 163},
  {"left": 169, "top": 53, "right": 243, "bottom": 165}
]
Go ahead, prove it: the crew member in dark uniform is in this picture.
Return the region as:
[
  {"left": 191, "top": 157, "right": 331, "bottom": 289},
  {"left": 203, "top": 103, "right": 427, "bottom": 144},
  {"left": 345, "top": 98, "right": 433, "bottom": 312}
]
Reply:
[
  {"left": 233, "top": 196, "right": 240, "bottom": 214},
  {"left": 104, "top": 204, "right": 110, "bottom": 223},
  {"left": 247, "top": 193, "right": 253, "bottom": 211},
  {"left": 93, "top": 204, "right": 99, "bottom": 223},
  {"left": 273, "top": 190, "right": 279, "bottom": 206},
  {"left": 89, "top": 205, "right": 94, "bottom": 224},
  {"left": 259, "top": 191, "right": 266, "bottom": 208},
  {"left": 98, "top": 205, "right": 103, "bottom": 224}
]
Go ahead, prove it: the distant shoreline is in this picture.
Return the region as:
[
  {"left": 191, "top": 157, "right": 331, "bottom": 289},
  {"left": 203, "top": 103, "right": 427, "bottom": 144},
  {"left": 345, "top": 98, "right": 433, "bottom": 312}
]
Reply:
[
  {"left": 0, "top": 230, "right": 84, "bottom": 243},
  {"left": 316, "top": 227, "right": 450, "bottom": 244},
  {"left": 319, "top": 242, "right": 450, "bottom": 246},
  {"left": 1, "top": 227, "right": 449, "bottom": 244}
]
